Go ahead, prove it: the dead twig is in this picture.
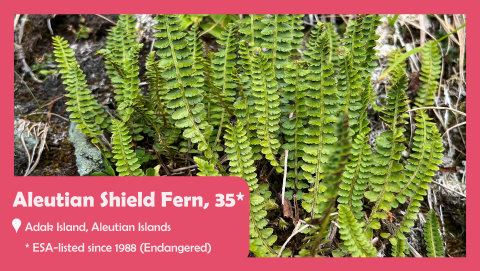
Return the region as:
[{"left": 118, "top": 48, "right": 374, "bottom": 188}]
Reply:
[
  {"left": 281, "top": 150, "right": 289, "bottom": 206},
  {"left": 407, "top": 107, "right": 466, "bottom": 117},
  {"left": 170, "top": 164, "right": 198, "bottom": 173},
  {"left": 27, "top": 112, "right": 69, "bottom": 122},
  {"left": 95, "top": 14, "right": 117, "bottom": 25},
  {"left": 431, "top": 180, "right": 466, "bottom": 198}
]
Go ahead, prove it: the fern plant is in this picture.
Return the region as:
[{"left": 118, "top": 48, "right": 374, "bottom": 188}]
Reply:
[
  {"left": 110, "top": 118, "right": 143, "bottom": 176},
  {"left": 154, "top": 14, "right": 225, "bottom": 174},
  {"left": 52, "top": 36, "right": 109, "bottom": 145},
  {"left": 301, "top": 22, "right": 341, "bottom": 220},
  {"left": 250, "top": 48, "right": 282, "bottom": 168},
  {"left": 237, "top": 14, "right": 265, "bottom": 46},
  {"left": 50, "top": 14, "right": 459, "bottom": 258},
  {"left": 337, "top": 204, "right": 377, "bottom": 257},
  {"left": 364, "top": 51, "right": 409, "bottom": 231},
  {"left": 390, "top": 111, "right": 444, "bottom": 255},
  {"left": 337, "top": 81, "right": 373, "bottom": 221},
  {"left": 224, "top": 119, "right": 277, "bottom": 257},
  {"left": 281, "top": 61, "right": 309, "bottom": 200},
  {"left": 300, "top": 112, "right": 351, "bottom": 257},
  {"left": 414, "top": 40, "right": 442, "bottom": 107},
  {"left": 424, "top": 209, "right": 444, "bottom": 257},
  {"left": 103, "top": 14, "right": 139, "bottom": 108}
]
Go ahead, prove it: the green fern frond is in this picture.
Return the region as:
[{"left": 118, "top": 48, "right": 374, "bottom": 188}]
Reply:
[
  {"left": 111, "top": 119, "right": 143, "bottom": 176},
  {"left": 235, "top": 41, "right": 260, "bottom": 147},
  {"left": 103, "top": 14, "right": 139, "bottom": 105},
  {"left": 261, "top": 14, "right": 296, "bottom": 82},
  {"left": 415, "top": 40, "right": 441, "bottom": 107},
  {"left": 145, "top": 51, "right": 170, "bottom": 128},
  {"left": 52, "top": 36, "right": 108, "bottom": 144},
  {"left": 364, "top": 52, "right": 409, "bottom": 230},
  {"left": 391, "top": 237, "right": 408, "bottom": 257},
  {"left": 300, "top": 112, "right": 351, "bottom": 257},
  {"left": 154, "top": 14, "right": 225, "bottom": 174},
  {"left": 187, "top": 22, "right": 205, "bottom": 73},
  {"left": 212, "top": 23, "right": 239, "bottom": 109},
  {"left": 231, "top": 66, "right": 261, "bottom": 160},
  {"left": 118, "top": 43, "right": 143, "bottom": 117},
  {"left": 337, "top": 82, "right": 373, "bottom": 221},
  {"left": 338, "top": 204, "right": 377, "bottom": 257},
  {"left": 209, "top": 23, "right": 240, "bottom": 152},
  {"left": 224, "top": 120, "right": 277, "bottom": 256},
  {"left": 250, "top": 49, "right": 282, "bottom": 168},
  {"left": 301, "top": 22, "right": 341, "bottom": 220},
  {"left": 397, "top": 111, "right": 445, "bottom": 203},
  {"left": 249, "top": 182, "right": 278, "bottom": 257},
  {"left": 424, "top": 209, "right": 444, "bottom": 257},
  {"left": 342, "top": 17, "right": 367, "bottom": 66},
  {"left": 238, "top": 14, "right": 265, "bottom": 45},
  {"left": 224, "top": 120, "right": 257, "bottom": 186},
  {"left": 359, "top": 14, "right": 382, "bottom": 73},
  {"left": 287, "top": 15, "right": 305, "bottom": 59},
  {"left": 193, "top": 156, "right": 221, "bottom": 176},
  {"left": 337, "top": 48, "right": 363, "bottom": 134},
  {"left": 281, "top": 61, "right": 310, "bottom": 200},
  {"left": 390, "top": 118, "right": 444, "bottom": 254}
]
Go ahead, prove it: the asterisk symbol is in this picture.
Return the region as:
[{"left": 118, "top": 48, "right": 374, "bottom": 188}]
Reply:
[
  {"left": 26, "top": 244, "right": 29, "bottom": 248},
  {"left": 236, "top": 192, "right": 244, "bottom": 201}
]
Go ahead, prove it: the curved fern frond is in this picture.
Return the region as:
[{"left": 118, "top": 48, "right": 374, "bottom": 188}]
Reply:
[
  {"left": 414, "top": 40, "right": 441, "bottom": 107},
  {"left": 281, "top": 61, "right": 310, "bottom": 199},
  {"left": 424, "top": 209, "right": 444, "bottom": 257},
  {"left": 365, "top": 51, "right": 409, "bottom": 230},
  {"left": 238, "top": 14, "right": 265, "bottom": 45},
  {"left": 111, "top": 119, "right": 143, "bottom": 176},
  {"left": 52, "top": 36, "right": 108, "bottom": 145},
  {"left": 338, "top": 204, "right": 377, "bottom": 257},
  {"left": 397, "top": 111, "right": 444, "bottom": 203},
  {"left": 301, "top": 22, "right": 341, "bottom": 220},
  {"left": 337, "top": 82, "right": 373, "bottom": 221},
  {"left": 390, "top": 120, "right": 444, "bottom": 254},
  {"left": 300, "top": 112, "right": 351, "bottom": 257},
  {"left": 154, "top": 14, "right": 225, "bottom": 174},
  {"left": 251, "top": 49, "right": 282, "bottom": 168}
]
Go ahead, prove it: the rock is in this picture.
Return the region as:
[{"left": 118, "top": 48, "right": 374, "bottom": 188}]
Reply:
[{"left": 68, "top": 122, "right": 104, "bottom": 176}]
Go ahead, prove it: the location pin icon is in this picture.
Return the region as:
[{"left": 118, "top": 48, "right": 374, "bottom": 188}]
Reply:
[{"left": 12, "top": 218, "right": 21, "bottom": 233}]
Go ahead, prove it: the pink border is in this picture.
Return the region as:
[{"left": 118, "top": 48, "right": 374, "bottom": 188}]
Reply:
[{"left": 8, "top": 2, "right": 472, "bottom": 269}]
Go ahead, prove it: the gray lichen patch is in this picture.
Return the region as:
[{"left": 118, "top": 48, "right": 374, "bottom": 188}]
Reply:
[{"left": 68, "top": 122, "right": 104, "bottom": 176}]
